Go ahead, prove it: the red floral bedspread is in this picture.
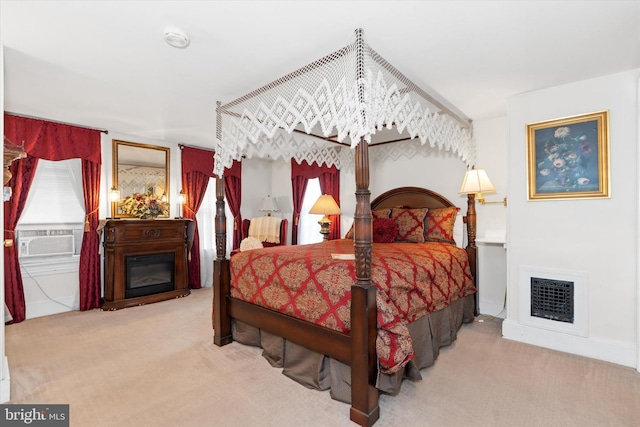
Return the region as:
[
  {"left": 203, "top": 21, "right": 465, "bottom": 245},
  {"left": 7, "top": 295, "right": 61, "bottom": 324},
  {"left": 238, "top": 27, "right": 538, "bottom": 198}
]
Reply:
[{"left": 230, "top": 239, "right": 475, "bottom": 374}]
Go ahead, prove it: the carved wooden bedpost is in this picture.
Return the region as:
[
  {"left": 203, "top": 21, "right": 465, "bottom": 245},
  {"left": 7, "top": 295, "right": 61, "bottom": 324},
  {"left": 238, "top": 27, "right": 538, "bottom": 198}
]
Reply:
[
  {"left": 464, "top": 193, "right": 478, "bottom": 316},
  {"left": 213, "top": 100, "right": 233, "bottom": 344},
  {"left": 350, "top": 135, "right": 380, "bottom": 426},
  {"left": 349, "top": 28, "right": 379, "bottom": 427},
  {"left": 213, "top": 171, "right": 232, "bottom": 344}
]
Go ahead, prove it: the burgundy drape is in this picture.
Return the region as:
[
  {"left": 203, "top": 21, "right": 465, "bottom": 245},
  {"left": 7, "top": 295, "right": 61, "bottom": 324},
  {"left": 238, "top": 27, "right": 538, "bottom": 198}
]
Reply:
[
  {"left": 223, "top": 161, "right": 242, "bottom": 250},
  {"left": 291, "top": 159, "right": 341, "bottom": 244},
  {"left": 181, "top": 147, "right": 215, "bottom": 289},
  {"left": 80, "top": 160, "right": 101, "bottom": 310},
  {"left": 291, "top": 175, "right": 309, "bottom": 245},
  {"left": 4, "top": 115, "right": 101, "bottom": 164},
  {"left": 318, "top": 171, "right": 341, "bottom": 240},
  {"left": 4, "top": 113, "right": 102, "bottom": 322},
  {"left": 4, "top": 155, "right": 39, "bottom": 323}
]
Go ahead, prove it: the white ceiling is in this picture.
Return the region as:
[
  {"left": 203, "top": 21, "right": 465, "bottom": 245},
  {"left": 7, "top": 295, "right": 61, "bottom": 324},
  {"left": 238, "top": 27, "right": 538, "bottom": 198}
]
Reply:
[{"left": 2, "top": 1, "right": 639, "bottom": 149}]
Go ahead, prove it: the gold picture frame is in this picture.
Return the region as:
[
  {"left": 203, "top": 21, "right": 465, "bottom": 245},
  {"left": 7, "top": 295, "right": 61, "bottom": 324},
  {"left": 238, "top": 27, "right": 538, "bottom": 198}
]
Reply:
[
  {"left": 112, "top": 140, "right": 170, "bottom": 218},
  {"left": 526, "top": 110, "right": 610, "bottom": 201}
]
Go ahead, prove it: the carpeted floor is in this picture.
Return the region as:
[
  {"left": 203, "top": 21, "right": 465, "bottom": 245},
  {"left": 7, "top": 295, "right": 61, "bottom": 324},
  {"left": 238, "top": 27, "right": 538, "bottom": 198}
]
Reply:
[{"left": 4, "top": 287, "right": 640, "bottom": 427}]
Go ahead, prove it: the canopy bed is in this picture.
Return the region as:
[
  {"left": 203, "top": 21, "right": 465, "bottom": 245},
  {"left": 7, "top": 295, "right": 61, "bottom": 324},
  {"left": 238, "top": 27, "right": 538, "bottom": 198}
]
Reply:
[{"left": 211, "top": 29, "right": 477, "bottom": 426}]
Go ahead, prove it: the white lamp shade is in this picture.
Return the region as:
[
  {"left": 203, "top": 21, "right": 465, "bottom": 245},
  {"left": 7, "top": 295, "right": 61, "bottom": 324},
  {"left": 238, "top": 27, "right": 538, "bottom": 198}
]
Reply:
[
  {"left": 459, "top": 169, "right": 496, "bottom": 194},
  {"left": 309, "top": 194, "right": 340, "bottom": 215},
  {"left": 259, "top": 195, "right": 279, "bottom": 213}
]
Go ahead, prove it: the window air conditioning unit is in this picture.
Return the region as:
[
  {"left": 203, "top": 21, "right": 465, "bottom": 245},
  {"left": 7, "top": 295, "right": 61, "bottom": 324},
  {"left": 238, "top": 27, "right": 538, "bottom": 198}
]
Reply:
[{"left": 18, "top": 229, "right": 75, "bottom": 258}]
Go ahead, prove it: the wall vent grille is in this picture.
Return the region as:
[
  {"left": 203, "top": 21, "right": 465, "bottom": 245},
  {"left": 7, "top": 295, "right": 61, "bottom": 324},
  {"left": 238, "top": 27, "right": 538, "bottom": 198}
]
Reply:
[{"left": 531, "top": 277, "right": 574, "bottom": 323}]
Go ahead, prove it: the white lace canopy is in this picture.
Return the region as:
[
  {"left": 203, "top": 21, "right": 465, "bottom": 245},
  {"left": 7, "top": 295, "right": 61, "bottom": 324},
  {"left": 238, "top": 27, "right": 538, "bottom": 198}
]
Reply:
[{"left": 213, "top": 29, "right": 474, "bottom": 176}]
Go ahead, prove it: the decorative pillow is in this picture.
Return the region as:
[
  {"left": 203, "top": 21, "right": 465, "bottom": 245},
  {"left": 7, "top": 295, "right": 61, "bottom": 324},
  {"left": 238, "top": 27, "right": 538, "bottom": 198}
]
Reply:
[
  {"left": 240, "top": 237, "right": 264, "bottom": 251},
  {"left": 424, "top": 207, "right": 459, "bottom": 244},
  {"left": 391, "top": 207, "right": 429, "bottom": 243},
  {"left": 373, "top": 218, "right": 399, "bottom": 243},
  {"left": 372, "top": 208, "right": 391, "bottom": 219},
  {"left": 344, "top": 208, "right": 392, "bottom": 239}
]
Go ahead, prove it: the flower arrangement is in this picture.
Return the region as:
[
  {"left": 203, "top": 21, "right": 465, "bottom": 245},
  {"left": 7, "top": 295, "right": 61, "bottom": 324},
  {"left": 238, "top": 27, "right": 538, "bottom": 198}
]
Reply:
[
  {"left": 537, "top": 126, "right": 595, "bottom": 190},
  {"left": 119, "top": 188, "right": 169, "bottom": 219}
]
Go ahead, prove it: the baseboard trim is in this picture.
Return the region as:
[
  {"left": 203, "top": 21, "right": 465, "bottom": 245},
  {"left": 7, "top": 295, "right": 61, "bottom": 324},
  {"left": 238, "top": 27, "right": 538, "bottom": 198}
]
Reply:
[
  {"left": 0, "top": 356, "right": 10, "bottom": 403},
  {"left": 26, "top": 296, "right": 78, "bottom": 320},
  {"left": 478, "top": 300, "right": 505, "bottom": 318},
  {"left": 502, "top": 319, "right": 637, "bottom": 368}
]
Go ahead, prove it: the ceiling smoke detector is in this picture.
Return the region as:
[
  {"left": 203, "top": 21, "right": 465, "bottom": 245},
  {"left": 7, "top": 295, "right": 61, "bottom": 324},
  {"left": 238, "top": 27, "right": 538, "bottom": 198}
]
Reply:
[{"left": 164, "top": 29, "right": 190, "bottom": 49}]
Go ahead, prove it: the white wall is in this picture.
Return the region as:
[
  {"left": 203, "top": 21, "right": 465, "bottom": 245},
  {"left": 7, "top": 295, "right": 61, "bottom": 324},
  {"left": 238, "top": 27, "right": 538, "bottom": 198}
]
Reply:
[
  {"left": 503, "top": 69, "right": 639, "bottom": 368},
  {"left": 473, "top": 116, "right": 508, "bottom": 235}
]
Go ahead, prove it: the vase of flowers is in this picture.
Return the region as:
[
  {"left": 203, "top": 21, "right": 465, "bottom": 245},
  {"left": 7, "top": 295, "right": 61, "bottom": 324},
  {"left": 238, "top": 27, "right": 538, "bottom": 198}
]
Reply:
[{"left": 119, "top": 188, "right": 169, "bottom": 219}]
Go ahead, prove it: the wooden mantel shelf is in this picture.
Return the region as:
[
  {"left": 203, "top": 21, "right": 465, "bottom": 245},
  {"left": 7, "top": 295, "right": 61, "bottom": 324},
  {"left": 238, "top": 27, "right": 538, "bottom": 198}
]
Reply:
[{"left": 102, "top": 219, "right": 191, "bottom": 310}]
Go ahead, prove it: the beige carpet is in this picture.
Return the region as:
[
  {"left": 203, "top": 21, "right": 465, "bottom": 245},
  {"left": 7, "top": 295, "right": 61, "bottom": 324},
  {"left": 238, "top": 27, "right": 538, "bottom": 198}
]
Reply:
[{"left": 5, "top": 287, "right": 640, "bottom": 427}]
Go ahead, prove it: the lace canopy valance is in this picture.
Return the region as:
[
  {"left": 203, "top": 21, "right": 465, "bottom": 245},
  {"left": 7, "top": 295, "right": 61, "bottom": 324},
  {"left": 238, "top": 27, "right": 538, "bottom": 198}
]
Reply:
[{"left": 214, "top": 29, "right": 475, "bottom": 176}]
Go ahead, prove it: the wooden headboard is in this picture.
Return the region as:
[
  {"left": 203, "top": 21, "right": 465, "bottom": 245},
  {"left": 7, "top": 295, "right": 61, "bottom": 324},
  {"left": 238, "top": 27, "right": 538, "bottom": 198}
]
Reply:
[{"left": 371, "top": 186, "right": 455, "bottom": 210}]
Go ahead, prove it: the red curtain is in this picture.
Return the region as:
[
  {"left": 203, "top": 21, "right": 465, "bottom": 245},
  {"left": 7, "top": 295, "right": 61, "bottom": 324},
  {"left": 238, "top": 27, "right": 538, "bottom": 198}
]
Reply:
[
  {"left": 4, "top": 155, "right": 39, "bottom": 323},
  {"left": 291, "top": 159, "right": 341, "bottom": 244},
  {"left": 4, "top": 115, "right": 101, "bottom": 164},
  {"left": 4, "top": 113, "right": 102, "bottom": 322},
  {"left": 223, "top": 161, "right": 242, "bottom": 250},
  {"left": 291, "top": 175, "right": 309, "bottom": 245},
  {"left": 181, "top": 171, "right": 209, "bottom": 289},
  {"left": 79, "top": 160, "right": 102, "bottom": 310},
  {"left": 318, "top": 172, "right": 341, "bottom": 240},
  {"left": 181, "top": 147, "right": 215, "bottom": 289}
]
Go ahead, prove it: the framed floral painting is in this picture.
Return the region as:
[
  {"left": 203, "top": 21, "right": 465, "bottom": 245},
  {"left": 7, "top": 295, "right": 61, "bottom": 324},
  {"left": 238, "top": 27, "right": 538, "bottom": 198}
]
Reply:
[{"left": 526, "top": 110, "right": 610, "bottom": 200}]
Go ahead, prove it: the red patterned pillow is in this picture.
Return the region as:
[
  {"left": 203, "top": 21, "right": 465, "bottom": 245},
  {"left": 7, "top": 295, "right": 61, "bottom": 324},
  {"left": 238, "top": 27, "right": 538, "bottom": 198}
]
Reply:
[
  {"left": 345, "top": 208, "right": 392, "bottom": 239},
  {"left": 424, "top": 207, "right": 459, "bottom": 244},
  {"left": 391, "top": 208, "right": 429, "bottom": 243},
  {"left": 372, "top": 208, "right": 391, "bottom": 219},
  {"left": 373, "top": 218, "right": 399, "bottom": 243}
]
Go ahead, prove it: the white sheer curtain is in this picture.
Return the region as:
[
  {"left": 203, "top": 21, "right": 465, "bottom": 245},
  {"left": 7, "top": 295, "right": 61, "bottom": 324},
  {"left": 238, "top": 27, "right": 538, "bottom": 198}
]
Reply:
[
  {"left": 196, "top": 177, "right": 233, "bottom": 287},
  {"left": 297, "top": 178, "right": 323, "bottom": 245},
  {"left": 19, "top": 159, "right": 85, "bottom": 224},
  {"left": 19, "top": 160, "right": 43, "bottom": 217},
  {"left": 66, "top": 158, "right": 84, "bottom": 211}
]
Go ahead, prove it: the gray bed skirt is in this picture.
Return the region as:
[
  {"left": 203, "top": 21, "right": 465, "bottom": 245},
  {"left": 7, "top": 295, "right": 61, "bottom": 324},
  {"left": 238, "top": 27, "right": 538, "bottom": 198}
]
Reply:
[{"left": 232, "top": 293, "right": 475, "bottom": 403}]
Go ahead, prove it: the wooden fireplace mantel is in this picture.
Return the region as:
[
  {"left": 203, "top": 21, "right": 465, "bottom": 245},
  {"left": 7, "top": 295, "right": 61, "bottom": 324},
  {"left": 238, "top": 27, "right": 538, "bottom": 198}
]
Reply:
[{"left": 102, "top": 219, "right": 191, "bottom": 310}]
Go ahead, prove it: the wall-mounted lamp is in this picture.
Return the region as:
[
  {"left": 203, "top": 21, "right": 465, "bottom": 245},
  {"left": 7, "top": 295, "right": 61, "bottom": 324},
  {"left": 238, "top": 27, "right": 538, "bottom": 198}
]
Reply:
[
  {"left": 309, "top": 194, "right": 341, "bottom": 241},
  {"left": 108, "top": 186, "right": 121, "bottom": 218},
  {"left": 259, "top": 195, "right": 280, "bottom": 217},
  {"left": 108, "top": 186, "right": 121, "bottom": 202},
  {"left": 459, "top": 168, "right": 507, "bottom": 207},
  {"left": 177, "top": 190, "right": 186, "bottom": 218}
]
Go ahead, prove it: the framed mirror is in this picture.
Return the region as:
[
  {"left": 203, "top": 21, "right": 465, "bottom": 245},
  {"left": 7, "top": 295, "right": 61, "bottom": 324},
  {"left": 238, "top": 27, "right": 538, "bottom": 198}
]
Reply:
[{"left": 112, "top": 140, "right": 170, "bottom": 218}]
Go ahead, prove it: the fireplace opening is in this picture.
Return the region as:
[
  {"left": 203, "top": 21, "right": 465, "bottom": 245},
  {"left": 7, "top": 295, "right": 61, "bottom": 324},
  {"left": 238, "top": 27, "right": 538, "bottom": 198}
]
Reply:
[{"left": 125, "top": 253, "right": 175, "bottom": 299}]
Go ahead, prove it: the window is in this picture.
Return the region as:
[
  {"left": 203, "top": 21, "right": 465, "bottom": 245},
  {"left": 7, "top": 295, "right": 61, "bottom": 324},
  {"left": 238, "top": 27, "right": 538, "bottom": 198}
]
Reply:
[
  {"left": 297, "top": 178, "right": 323, "bottom": 245},
  {"left": 17, "top": 159, "right": 85, "bottom": 275},
  {"left": 195, "top": 178, "right": 233, "bottom": 287}
]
